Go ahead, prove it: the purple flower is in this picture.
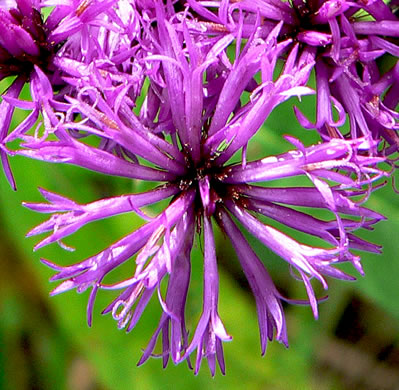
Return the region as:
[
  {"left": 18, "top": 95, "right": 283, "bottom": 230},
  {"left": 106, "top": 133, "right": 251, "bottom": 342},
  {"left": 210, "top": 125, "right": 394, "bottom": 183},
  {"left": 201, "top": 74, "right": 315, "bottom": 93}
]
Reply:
[
  {"left": 185, "top": 0, "right": 399, "bottom": 153},
  {"left": 286, "top": 0, "right": 399, "bottom": 151},
  {"left": 0, "top": 0, "right": 58, "bottom": 188},
  {"left": 0, "top": 0, "right": 79, "bottom": 188},
  {"left": 20, "top": 10, "right": 388, "bottom": 375},
  {"left": 0, "top": 0, "right": 139, "bottom": 188}
]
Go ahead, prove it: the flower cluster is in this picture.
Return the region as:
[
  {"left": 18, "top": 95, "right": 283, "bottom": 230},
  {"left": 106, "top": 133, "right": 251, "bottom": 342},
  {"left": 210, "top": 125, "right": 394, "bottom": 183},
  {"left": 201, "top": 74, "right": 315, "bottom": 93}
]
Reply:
[{"left": 0, "top": 0, "right": 397, "bottom": 375}]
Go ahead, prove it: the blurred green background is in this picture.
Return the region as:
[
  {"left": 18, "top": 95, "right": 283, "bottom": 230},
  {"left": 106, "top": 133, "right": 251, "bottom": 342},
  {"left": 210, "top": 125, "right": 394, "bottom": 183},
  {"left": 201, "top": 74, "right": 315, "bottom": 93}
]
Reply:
[{"left": 1, "top": 80, "right": 399, "bottom": 390}]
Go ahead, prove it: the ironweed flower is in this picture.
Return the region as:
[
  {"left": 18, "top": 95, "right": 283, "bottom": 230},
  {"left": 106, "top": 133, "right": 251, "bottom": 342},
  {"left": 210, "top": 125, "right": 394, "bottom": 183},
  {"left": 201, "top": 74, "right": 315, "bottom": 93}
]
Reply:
[
  {"left": 19, "top": 7, "right": 389, "bottom": 375},
  {"left": 0, "top": 0, "right": 90, "bottom": 187},
  {"left": 0, "top": 0, "right": 395, "bottom": 377},
  {"left": 0, "top": 0, "right": 60, "bottom": 188},
  {"left": 0, "top": 0, "right": 143, "bottom": 187},
  {"left": 185, "top": 0, "right": 399, "bottom": 152},
  {"left": 284, "top": 0, "right": 399, "bottom": 151}
]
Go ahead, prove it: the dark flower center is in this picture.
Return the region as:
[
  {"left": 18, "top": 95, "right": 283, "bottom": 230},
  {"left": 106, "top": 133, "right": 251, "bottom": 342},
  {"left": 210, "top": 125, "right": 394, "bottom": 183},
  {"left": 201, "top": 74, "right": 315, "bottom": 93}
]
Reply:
[
  {"left": 284, "top": 0, "right": 348, "bottom": 48},
  {"left": 176, "top": 152, "right": 227, "bottom": 218}
]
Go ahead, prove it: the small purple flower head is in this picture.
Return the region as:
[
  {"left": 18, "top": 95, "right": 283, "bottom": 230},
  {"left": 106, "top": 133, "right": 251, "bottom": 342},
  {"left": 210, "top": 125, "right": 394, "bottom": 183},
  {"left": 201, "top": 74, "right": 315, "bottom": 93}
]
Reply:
[
  {"left": 0, "top": 0, "right": 134, "bottom": 188},
  {"left": 284, "top": 0, "right": 399, "bottom": 150},
  {"left": 0, "top": 0, "right": 60, "bottom": 188},
  {"left": 20, "top": 6, "right": 389, "bottom": 375},
  {"left": 188, "top": 0, "right": 399, "bottom": 153}
]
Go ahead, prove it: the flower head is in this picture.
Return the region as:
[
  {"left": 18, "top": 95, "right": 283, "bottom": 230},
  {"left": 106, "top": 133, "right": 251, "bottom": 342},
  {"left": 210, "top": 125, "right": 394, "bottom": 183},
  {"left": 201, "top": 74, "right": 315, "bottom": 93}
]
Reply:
[
  {"left": 0, "top": 0, "right": 394, "bottom": 376},
  {"left": 20, "top": 5, "right": 389, "bottom": 375},
  {"left": 0, "top": 0, "right": 59, "bottom": 188},
  {"left": 185, "top": 0, "right": 399, "bottom": 153},
  {"left": 286, "top": 0, "right": 399, "bottom": 152},
  {"left": 0, "top": 0, "right": 143, "bottom": 188}
]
